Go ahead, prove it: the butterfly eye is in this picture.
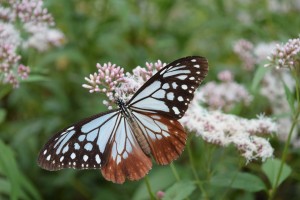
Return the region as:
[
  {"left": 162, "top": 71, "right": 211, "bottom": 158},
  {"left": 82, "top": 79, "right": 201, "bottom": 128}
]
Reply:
[{"left": 38, "top": 56, "right": 208, "bottom": 183}]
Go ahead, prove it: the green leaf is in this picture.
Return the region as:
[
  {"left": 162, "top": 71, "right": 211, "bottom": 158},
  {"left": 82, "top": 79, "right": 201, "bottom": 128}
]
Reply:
[
  {"left": 251, "top": 65, "right": 269, "bottom": 92},
  {"left": 282, "top": 81, "right": 295, "bottom": 113},
  {"left": 0, "top": 108, "right": 6, "bottom": 124},
  {"left": 262, "top": 158, "right": 292, "bottom": 189},
  {"left": 0, "top": 85, "right": 11, "bottom": 99},
  {"left": 0, "top": 140, "right": 41, "bottom": 200},
  {"left": 211, "top": 172, "right": 266, "bottom": 192},
  {"left": 132, "top": 167, "right": 177, "bottom": 200},
  {"left": 0, "top": 139, "right": 21, "bottom": 200},
  {"left": 162, "top": 181, "right": 196, "bottom": 200},
  {"left": 22, "top": 75, "right": 50, "bottom": 82}
]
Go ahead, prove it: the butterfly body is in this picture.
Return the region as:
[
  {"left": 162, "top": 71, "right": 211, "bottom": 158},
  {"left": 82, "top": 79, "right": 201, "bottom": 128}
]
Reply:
[
  {"left": 116, "top": 98, "right": 151, "bottom": 155},
  {"left": 38, "top": 56, "right": 208, "bottom": 183}
]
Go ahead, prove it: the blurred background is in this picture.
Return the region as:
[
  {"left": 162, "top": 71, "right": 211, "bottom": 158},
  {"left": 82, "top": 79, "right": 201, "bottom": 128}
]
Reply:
[{"left": 1, "top": 0, "right": 300, "bottom": 199}]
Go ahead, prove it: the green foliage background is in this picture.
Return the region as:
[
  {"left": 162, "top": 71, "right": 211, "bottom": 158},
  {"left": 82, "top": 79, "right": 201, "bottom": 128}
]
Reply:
[{"left": 1, "top": 0, "right": 300, "bottom": 199}]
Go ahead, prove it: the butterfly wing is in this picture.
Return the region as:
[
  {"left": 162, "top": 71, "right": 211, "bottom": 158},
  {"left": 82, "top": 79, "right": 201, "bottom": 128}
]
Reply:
[
  {"left": 38, "top": 110, "right": 152, "bottom": 184},
  {"left": 100, "top": 115, "right": 152, "bottom": 183},
  {"left": 127, "top": 56, "right": 208, "bottom": 119},
  {"left": 127, "top": 56, "right": 208, "bottom": 164},
  {"left": 131, "top": 110, "right": 187, "bottom": 165}
]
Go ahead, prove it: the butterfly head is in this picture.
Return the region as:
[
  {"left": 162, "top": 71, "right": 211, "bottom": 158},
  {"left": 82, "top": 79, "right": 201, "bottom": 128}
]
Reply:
[{"left": 115, "top": 97, "right": 125, "bottom": 108}]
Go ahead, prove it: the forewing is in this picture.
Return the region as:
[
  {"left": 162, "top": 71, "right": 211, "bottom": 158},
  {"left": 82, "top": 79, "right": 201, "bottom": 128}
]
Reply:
[
  {"left": 127, "top": 56, "right": 208, "bottom": 119},
  {"left": 131, "top": 110, "right": 187, "bottom": 165},
  {"left": 38, "top": 110, "right": 120, "bottom": 171}
]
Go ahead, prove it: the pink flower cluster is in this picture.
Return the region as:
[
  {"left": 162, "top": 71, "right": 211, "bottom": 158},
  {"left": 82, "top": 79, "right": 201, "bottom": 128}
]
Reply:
[
  {"left": 0, "top": 0, "right": 64, "bottom": 88},
  {"left": 82, "top": 62, "right": 125, "bottom": 109},
  {"left": 263, "top": 36, "right": 299, "bottom": 146},
  {"left": 180, "top": 96, "right": 276, "bottom": 162},
  {"left": 200, "top": 70, "right": 252, "bottom": 111},
  {"left": 233, "top": 39, "right": 256, "bottom": 71},
  {"left": 83, "top": 59, "right": 276, "bottom": 161},
  {"left": 83, "top": 60, "right": 166, "bottom": 108},
  {"left": 234, "top": 37, "right": 299, "bottom": 147},
  {"left": 265, "top": 37, "right": 300, "bottom": 69},
  {"left": 233, "top": 39, "right": 277, "bottom": 71}
]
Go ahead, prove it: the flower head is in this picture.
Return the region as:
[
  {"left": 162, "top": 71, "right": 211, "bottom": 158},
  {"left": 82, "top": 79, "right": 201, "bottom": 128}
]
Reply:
[
  {"left": 0, "top": 0, "right": 65, "bottom": 88},
  {"left": 180, "top": 95, "right": 276, "bottom": 162},
  {"left": 83, "top": 60, "right": 166, "bottom": 108},
  {"left": 233, "top": 39, "right": 256, "bottom": 71},
  {"left": 265, "top": 37, "right": 300, "bottom": 70},
  {"left": 200, "top": 70, "right": 252, "bottom": 111}
]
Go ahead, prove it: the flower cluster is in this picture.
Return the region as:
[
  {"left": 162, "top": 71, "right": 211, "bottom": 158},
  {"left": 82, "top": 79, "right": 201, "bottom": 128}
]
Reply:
[
  {"left": 200, "top": 70, "right": 252, "bottom": 111},
  {"left": 263, "top": 37, "right": 299, "bottom": 145},
  {"left": 83, "top": 60, "right": 166, "bottom": 108},
  {"left": 265, "top": 37, "right": 300, "bottom": 70},
  {"left": 234, "top": 37, "right": 299, "bottom": 146},
  {"left": 0, "top": 0, "right": 65, "bottom": 88},
  {"left": 233, "top": 39, "right": 256, "bottom": 71},
  {"left": 83, "top": 59, "right": 276, "bottom": 161},
  {"left": 233, "top": 39, "right": 277, "bottom": 70},
  {"left": 180, "top": 94, "right": 276, "bottom": 162}
]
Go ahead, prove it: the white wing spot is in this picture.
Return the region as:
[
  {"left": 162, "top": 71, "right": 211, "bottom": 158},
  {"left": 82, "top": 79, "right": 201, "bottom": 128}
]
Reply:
[
  {"left": 46, "top": 155, "right": 51, "bottom": 161},
  {"left": 152, "top": 89, "right": 166, "bottom": 99},
  {"left": 162, "top": 83, "right": 170, "bottom": 89},
  {"left": 74, "top": 143, "right": 80, "bottom": 150},
  {"left": 189, "top": 76, "right": 195, "bottom": 80},
  {"left": 159, "top": 68, "right": 167, "bottom": 75},
  {"left": 78, "top": 135, "right": 85, "bottom": 142},
  {"left": 191, "top": 59, "right": 196, "bottom": 62},
  {"left": 163, "top": 70, "right": 190, "bottom": 78},
  {"left": 84, "top": 143, "right": 93, "bottom": 151},
  {"left": 176, "top": 75, "right": 188, "bottom": 80},
  {"left": 181, "top": 84, "right": 188, "bottom": 90},
  {"left": 62, "top": 145, "right": 69, "bottom": 154},
  {"left": 172, "top": 107, "right": 180, "bottom": 114},
  {"left": 83, "top": 155, "right": 89, "bottom": 162},
  {"left": 87, "top": 129, "right": 98, "bottom": 141},
  {"left": 71, "top": 153, "right": 76, "bottom": 159},
  {"left": 162, "top": 131, "right": 170, "bottom": 137},
  {"left": 194, "top": 64, "right": 200, "bottom": 68},
  {"left": 152, "top": 115, "right": 161, "bottom": 119},
  {"left": 189, "top": 90, "right": 192, "bottom": 93},
  {"left": 43, "top": 150, "right": 47, "bottom": 155},
  {"left": 67, "top": 126, "right": 74, "bottom": 131},
  {"left": 60, "top": 156, "right": 64, "bottom": 162},
  {"left": 178, "top": 96, "right": 184, "bottom": 102},
  {"left": 156, "top": 134, "right": 162, "bottom": 140},
  {"left": 172, "top": 82, "right": 178, "bottom": 89},
  {"left": 95, "top": 154, "right": 101, "bottom": 164},
  {"left": 123, "top": 152, "right": 128, "bottom": 159},
  {"left": 196, "top": 71, "right": 200, "bottom": 74},
  {"left": 116, "top": 155, "right": 121, "bottom": 164},
  {"left": 167, "top": 92, "right": 174, "bottom": 100}
]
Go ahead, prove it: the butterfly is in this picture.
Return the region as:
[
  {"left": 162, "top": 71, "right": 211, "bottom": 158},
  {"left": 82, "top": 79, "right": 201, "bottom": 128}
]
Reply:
[{"left": 38, "top": 56, "right": 209, "bottom": 184}]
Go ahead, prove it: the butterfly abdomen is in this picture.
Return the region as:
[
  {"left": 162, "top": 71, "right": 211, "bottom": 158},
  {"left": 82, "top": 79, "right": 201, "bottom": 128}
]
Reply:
[{"left": 128, "top": 118, "right": 151, "bottom": 155}]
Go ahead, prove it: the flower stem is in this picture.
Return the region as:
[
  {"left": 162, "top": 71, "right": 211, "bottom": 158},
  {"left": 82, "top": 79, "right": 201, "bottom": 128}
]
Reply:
[
  {"left": 170, "top": 163, "right": 181, "bottom": 181},
  {"left": 145, "top": 176, "right": 156, "bottom": 200},
  {"left": 187, "top": 136, "right": 209, "bottom": 199},
  {"left": 269, "top": 70, "right": 300, "bottom": 200}
]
